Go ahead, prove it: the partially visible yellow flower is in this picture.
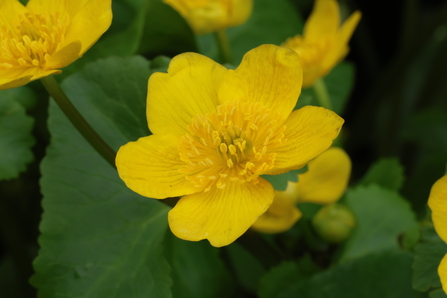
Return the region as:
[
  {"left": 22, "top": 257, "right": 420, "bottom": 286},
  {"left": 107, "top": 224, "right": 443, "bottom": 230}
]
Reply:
[
  {"left": 116, "top": 44, "right": 344, "bottom": 247},
  {"left": 252, "top": 147, "right": 351, "bottom": 234},
  {"left": 0, "top": 0, "right": 112, "bottom": 90},
  {"left": 163, "top": 0, "right": 252, "bottom": 35},
  {"left": 428, "top": 175, "right": 447, "bottom": 294},
  {"left": 282, "top": 0, "right": 361, "bottom": 87}
]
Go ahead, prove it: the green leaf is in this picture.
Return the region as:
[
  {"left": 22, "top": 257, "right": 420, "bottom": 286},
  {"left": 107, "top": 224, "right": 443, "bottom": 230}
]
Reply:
[
  {"left": 65, "top": 0, "right": 196, "bottom": 76},
  {"left": 148, "top": 55, "right": 171, "bottom": 76},
  {"left": 277, "top": 250, "right": 425, "bottom": 298},
  {"left": 262, "top": 166, "right": 308, "bottom": 191},
  {"left": 413, "top": 226, "right": 447, "bottom": 292},
  {"left": 138, "top": 0, "right": 197, "bottom": 56},
  {"left": 165, "top": 235, "right": 235, "bottom": 298},
  {"left": 296, "top": 62, "right": 355, "bottom": 115},
  {"left": 258, "top": 257, "right": 319, "bottom": 298},
  {"left": 340, "top": 185, "right": 417, "bottom": 262},
  {"left": 359, "top": 158, "right": 405, "bottom": 191},
  {"left": 430, "top": 289, "right": 447, "bottom": 298},
  {"left": 31, "top": 56, "right": 173, "bottom": 297},
  {"left": 63, "top": 0, "right": 149, "bottom": 76},
  {"left": 225, "top": 242, "right": 266, "bottom": 293},
  {"left": 0, "top": 86, "right": 37, "bottom": 110},
  {"left": 197, "top": 0, "right": 304, "bottom": 65},
  {"left": 0, "top": 92, "right": 34, "bottom": 180}
]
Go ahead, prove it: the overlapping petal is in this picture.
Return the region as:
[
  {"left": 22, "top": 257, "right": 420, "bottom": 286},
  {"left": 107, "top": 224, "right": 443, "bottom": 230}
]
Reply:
[
  {"left": 298, "top": 147, "right": 351, "bottom": 204},
  {"left": 266, "top": 106, "right": 343, "bottom": 174},
  {"left": 428, "top": 175, "right": 447, "bottom": 243},
  {"left": 251, "top": 186, "right": 302, "bottom": 234},
  {"left": 322, "top": 11, "right": 362, "bottom": 71},
  {"left": 27, "top": 0, "right": 112, "bottom": 55},
  {"left": 0, "top": 0, "right": 27, "bottom": 28},
  {"left": 163, "top": 0, "right": 252, "bottom": 35},
  {"left": 147, "top": 52, "right": 228, "bottom": 137},
  {"left": 303, "top": 0, "right": 340, "bottom": 40},
  {"left": 0, "top": 68, "right": 60, "bottom": 90},
  {"left": 228, "top": 0, "right": 253, "bottom": 27},
  {"left": 0, "top": 0, "right": 112, "bottom": 90},
  {"left": 218, "top": 44, "right": 302, "bottom": 121},
  {"left": 168, "top": 177, "right": 274, "bottom": 247},
  {"left": 116, "top": 134, "right": 198, "bottom": 199}
]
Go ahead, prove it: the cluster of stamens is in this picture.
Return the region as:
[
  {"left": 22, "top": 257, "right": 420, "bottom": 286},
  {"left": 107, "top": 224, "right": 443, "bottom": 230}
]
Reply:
[
  {"left": 0, "top": 12, "right": 68, "bottom": 70},
  {"left": 178, "top": 101, "right": 287, "bottom": 191}
]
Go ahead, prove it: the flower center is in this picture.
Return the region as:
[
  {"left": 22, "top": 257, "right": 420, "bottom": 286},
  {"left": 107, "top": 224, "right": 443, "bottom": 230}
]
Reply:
[
  {"left": 178, "top": 101, "right": 287, "bottom": 192},
  {"left": 0, "top": 12, "right": 68, "bottom": 70}
]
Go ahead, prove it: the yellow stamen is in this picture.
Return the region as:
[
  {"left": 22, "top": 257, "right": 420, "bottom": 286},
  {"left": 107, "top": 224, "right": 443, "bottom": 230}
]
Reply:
[
  {"left": 178, "top": 101, "right": 286, "bottom": 191},
  {"left": 0, "top": 12, "right": 69, "bottom": 70}
]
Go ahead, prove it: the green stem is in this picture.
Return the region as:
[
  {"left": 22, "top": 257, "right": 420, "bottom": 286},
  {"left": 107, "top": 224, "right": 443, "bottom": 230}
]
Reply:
[
  {"left": 214, "top": 30, "right": 232, "bottom": 64},
  {"left": 312, "top": 78, "right": 332, "bottom": 110},
  {"left": 40, "top": 75, "right": 116, "bottom": 168}
]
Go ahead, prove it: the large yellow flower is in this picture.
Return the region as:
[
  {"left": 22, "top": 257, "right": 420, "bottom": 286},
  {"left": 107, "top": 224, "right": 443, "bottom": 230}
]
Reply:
[
  {"left": 252, "top": 147, "right": 351, "bottom": 233},
  {"left": 282, "top": 0, "right": 361, "bottom": 88},
  {"left": 116, "top": 44, "right": 344, "bottom": 247},
  {"left": 0, "top": 0, "right": 112, "bottom": 90},
  {"left": 163, "top": 0, "right": 252, "bottom": 35},
  {"left": 428, "top": 175, "right": 447, "bottom": 294}
]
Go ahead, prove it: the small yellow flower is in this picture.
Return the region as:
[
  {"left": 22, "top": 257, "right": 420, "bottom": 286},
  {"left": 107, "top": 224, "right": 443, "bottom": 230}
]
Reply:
[
  {"left": 163, "top": 0, "right": 252, "bottom": 35},
  {"left": 252, "top": 147, "right": 351, "bottom": 234},
  {"left": 0, "top": 0, "right": 112, "bottom": 90},
  {"left": 116, "top": 44, "right": 344, "bottom": 247},
  {"left": 282, "top": 0, "right": 361, "bottom": 88},
  {"left": 428, "top": 175, "right": 447, "bottom": 294}
]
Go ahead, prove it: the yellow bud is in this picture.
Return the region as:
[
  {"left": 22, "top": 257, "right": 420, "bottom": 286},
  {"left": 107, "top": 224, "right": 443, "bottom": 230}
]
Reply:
[{"left": 312, "top": 203, "right": 355, "bottom": 243}]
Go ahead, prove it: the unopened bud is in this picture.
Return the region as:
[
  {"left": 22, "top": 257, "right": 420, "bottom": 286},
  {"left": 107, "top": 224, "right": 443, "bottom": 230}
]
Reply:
[{"left": 312, "top": 203, "right": 355, "bottom": 243}]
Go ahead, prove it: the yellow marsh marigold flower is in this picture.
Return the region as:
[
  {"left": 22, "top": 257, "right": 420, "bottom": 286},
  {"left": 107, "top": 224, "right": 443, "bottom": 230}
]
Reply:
[
  {"left": 163, "top": 0, "right": 252, "bottom": 35},
  {"left": 116, "top": 44, "right": 344, "bottom": 247},
  {"left": 428, "top": 175, "right": 447, "bottom": 294},
  {"left": 282, "top": 0, "right": 361, "bottom": 88},
  {"left": 252, "top": 147, "right": 351, "bottom": 234},
  {"left": 0, "top": 0, "right": 112, "bottom": 90}
]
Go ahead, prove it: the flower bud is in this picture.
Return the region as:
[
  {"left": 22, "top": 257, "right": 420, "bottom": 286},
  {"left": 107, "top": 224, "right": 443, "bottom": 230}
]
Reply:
[{"left": 312, "top": 203, "right": 355, "bottom": 243}]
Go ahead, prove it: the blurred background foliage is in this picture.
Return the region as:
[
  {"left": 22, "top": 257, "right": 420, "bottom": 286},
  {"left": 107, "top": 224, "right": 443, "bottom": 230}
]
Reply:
[{"left": 2, "top": 0, "right": 447, "bottom": 297}]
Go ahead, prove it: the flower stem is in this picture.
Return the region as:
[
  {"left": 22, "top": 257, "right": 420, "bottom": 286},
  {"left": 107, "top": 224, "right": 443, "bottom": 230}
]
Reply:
[
  {"left": 215, "top": 30, "right": 232, "bottom": 64},
  {"left": 313, "top": 78, "right": 333, "bottom": 110},
  {"left": 40, "top": 75, "right": 116, "bottom": 169}
]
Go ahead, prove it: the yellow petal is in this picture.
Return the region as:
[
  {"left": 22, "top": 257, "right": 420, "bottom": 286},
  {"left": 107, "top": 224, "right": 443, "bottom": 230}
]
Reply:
[
  {"left": 251, "top": 186, "right": 302, "bottom": 234},
  {"left": 0, "top": 0, "right": 28, "bottom": 29},
  {"left": 45, "top": 41, "right": 82, "bottom": 69},
  {"left": 116, "top": 134, "right": 198, "bottom": 199},
  {"left": 168, "top": 178, "right": 274, "bottom": 247},
  {"left": 439, "top": 254, "right": 447, "bottom": 294},
  {"left": 62, "top": 0, "right": 112, "bottom": 54},
  {"left": 322, "top": 11, "right": 361, "bottom": 72},
  {"left": 26, "top": 0, "right": 89, "bottom": 16},
  {"left": 147, "top": 52, "right": 228, "bottom": 137},
  {"left": 298, "top": 147, "right": 351, "bottom": 204},
  {"left": 27, "top": 0, "right": 111, "bottom": 54},
  {"left": 267, "top": 106, "right": 343, "bottom": 173},
  {"left": 218, "top": 44, "right": 302, "bottom": 121},
  {"left": 428, "top": 175, "right": 447, "bottom": 243},
  {"left": 0, "top": 67, "right": 60, "bottom": 90},
  {"left": 303, "top": 0, "right": 340, "bottom": 40},
  {"left": 228, "top": 0, "right": 253, "bottom": 27}
]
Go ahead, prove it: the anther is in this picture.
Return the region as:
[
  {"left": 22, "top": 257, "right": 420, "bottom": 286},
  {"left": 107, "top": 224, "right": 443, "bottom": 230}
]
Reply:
[
  {"left": 219, "top": 143, "right": 227, "bottom": 154},
  {"left": 228, "top": 145, "right": 237, "bottom": 155}
]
